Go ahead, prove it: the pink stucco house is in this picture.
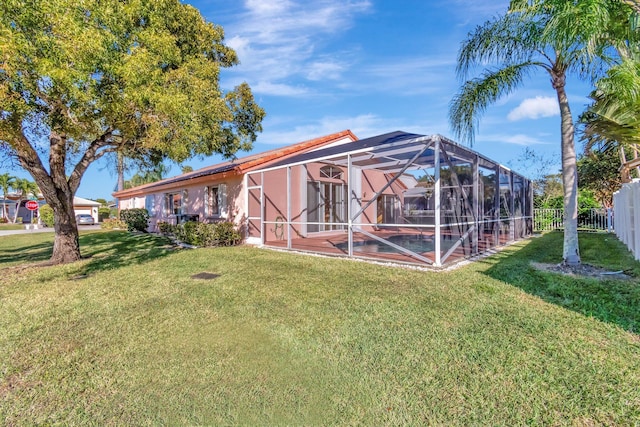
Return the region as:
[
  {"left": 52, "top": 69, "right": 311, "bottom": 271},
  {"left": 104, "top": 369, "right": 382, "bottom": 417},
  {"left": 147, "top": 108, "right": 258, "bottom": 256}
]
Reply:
[
  {"left": 113, "top": 130, "right": 360, "bottom": 234},
  {"left": 114, "top": 130, "right": 532, "bottom": 267}
]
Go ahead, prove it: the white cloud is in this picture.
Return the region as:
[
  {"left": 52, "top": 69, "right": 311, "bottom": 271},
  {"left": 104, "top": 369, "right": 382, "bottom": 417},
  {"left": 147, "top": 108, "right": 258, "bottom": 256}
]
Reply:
[
  {"left": 219, "top": 0, "right": 372, "bottom": 95},
  {"left": 244, "top": 0, "right": 292, "bottom": 16},
  {"left": 507, "top": 96, "right": 559, "bottom": 121},
  {"left": 478, "top": 133, "right": 552, "bottom": 146},
  {"left": 354, "top": 56, "right": 457, "bottom": 95},
  {"left": 254, "top": 113, "right": 450, "bottom": 146},
  {"left": 257, "top": 114, "right": 381, "bottom": 144},
  {"left": 306, "top": 61, "right": 345, "bottom": 81},
  {"left": 250, "top": 81, "right": 309, "bottom": 97}
]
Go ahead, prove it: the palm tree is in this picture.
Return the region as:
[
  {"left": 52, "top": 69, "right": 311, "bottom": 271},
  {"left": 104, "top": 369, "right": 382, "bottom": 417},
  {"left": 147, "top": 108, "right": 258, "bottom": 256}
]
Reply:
[
  {"left": 449, "top": 0, "right": 635, "bottom": 265},
  {"left": 0, "top": 173, "right": 17, "bottom": 222},
  {"left": 581, "top": 56, "right": 640, "bottom": 178},
  {"left": 12, "top": 178, "right": 40, "bottom": 223}
]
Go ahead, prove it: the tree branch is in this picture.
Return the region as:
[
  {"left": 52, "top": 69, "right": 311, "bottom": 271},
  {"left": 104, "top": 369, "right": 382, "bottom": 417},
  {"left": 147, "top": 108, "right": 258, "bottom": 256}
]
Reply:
[
  {"left": 13, "top": 130, "right": 56, "bottom": 203},
  {"left": 68, "top": 128, "right": 115, "bottom": 194}
]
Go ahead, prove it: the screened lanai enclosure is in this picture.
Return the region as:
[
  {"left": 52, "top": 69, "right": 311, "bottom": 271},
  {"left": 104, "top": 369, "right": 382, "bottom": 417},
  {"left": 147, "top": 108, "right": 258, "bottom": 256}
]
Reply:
[{"left": 246, "top": 131, "right": 533, "bottom": 267}]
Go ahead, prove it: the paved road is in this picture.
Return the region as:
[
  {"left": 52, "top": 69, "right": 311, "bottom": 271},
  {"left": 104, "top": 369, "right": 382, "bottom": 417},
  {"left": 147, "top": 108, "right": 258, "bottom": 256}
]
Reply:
[{"left": 0, "top": 224, "right": 101, "bottom": 237}]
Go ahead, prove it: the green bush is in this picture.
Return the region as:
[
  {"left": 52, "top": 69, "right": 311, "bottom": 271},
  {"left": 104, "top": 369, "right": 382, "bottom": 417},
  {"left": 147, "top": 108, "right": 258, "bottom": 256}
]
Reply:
[
  {"left": 39, "top": 204, "right": 54, "bottom": 227},
  {"left": 157, "top": 221, "right": 175, "bottom": 235},
  {"left": 98, "top": 207, "right": 110, "bottom": 222},
  {"left": 119, "top": 209, "right": 149, "bottom": 232},
  {"left": 101, "top": 218, "right": 127, "bottom": 230},
  {"left": 212, "top": 221, "right": 242, "bottom": 246},
  {"left": 171, "top": 221, "right": 241, "bottom": 247}
]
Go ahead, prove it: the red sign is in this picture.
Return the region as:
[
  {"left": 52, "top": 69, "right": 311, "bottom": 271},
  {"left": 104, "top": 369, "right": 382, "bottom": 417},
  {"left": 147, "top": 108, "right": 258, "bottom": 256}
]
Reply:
[{"left": 25, "top": 201, "right": 39, "bottom": 211}]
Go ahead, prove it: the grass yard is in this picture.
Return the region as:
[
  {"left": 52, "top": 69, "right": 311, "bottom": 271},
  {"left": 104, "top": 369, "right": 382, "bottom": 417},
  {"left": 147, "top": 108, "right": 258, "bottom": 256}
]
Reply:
[
  {"left": 0, "top": 230, "right": 639, "bottom": 425},
  {"left": 0, "top": 223, "right": 29, "bottom": 231}
]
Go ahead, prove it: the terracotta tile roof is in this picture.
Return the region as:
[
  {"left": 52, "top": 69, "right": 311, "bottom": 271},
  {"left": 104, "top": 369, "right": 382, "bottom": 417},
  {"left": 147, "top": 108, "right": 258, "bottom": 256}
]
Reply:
[{"left": 112, "top": 130, "right": 357, "bottom": 197}]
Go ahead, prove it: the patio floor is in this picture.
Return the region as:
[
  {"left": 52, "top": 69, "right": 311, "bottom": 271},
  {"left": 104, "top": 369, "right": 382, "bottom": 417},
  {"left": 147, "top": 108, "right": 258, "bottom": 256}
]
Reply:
[{"left": 262, "top": 228, "right": 511, "bottom": 267}]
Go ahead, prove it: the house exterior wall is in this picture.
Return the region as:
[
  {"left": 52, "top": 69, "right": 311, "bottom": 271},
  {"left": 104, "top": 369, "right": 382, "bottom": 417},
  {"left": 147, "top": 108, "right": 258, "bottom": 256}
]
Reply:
[
  {"left": 118, "top": 175, "right": 246, "bottom": 233},
  {"left": 257, "top": 162, "right": 407, "bottom": 244}
]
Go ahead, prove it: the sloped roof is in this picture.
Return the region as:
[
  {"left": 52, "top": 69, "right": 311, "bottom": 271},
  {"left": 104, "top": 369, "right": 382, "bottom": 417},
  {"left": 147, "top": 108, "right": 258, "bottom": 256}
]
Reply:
[
  {"left": 113, "top": 130, "right": 358, "bottom": 197},
  {"left": 74, "top": 196, "right": 101, "bottom": 206},
  {"left": 266, "top": 131, "right": 423, "bottom": 169}
]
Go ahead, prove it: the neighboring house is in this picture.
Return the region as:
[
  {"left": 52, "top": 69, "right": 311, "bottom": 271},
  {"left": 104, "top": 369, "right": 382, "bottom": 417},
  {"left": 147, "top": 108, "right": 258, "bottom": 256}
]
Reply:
[
  {"left": 114, "top": 130, "right": 533, "bottom": 267},
  {"left": 2, "top": 194, "right": 45, "bottom": 223},
  {"left": 73, "top": 197, "right": 101, "bottom": 223},
  {"left": 1, "top": 194, "right": 101, "bottom": 223}
]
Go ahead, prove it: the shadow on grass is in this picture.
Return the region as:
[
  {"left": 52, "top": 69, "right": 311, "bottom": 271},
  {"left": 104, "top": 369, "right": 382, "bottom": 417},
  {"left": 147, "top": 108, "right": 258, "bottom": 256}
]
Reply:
[
  {"left": 482, "top": 231, "right": 640, "bottom": 334},
  {"left": 0, "top": 241, "right": 53, "bottom": 266},
  {"left": 0, "top": 230, "right": 178, "bottom": 274},
  {"left": 77, "top": 231, "right": 177, "bottom": 275}
]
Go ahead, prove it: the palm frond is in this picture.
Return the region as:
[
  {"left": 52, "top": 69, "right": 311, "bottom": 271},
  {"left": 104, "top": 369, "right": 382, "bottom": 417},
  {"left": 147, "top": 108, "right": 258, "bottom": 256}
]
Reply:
[
  {"left": 509, "top": 0, "right": 638, "bottom": 79},
  {"left": 456, "top": 12, "right": 542, "bottom": 80},
  {"left": 449, "top": 63, "right": 533, "bottom": 145}
]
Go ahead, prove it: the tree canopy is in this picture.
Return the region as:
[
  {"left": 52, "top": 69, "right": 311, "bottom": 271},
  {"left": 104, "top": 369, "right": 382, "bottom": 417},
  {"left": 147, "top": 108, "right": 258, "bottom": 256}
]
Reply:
[
  {"left": 577, "top": 148, "right": 624, "bottom": 208},
  {"left": 0, "top": 0, "right": 265, "bottom": 263}
]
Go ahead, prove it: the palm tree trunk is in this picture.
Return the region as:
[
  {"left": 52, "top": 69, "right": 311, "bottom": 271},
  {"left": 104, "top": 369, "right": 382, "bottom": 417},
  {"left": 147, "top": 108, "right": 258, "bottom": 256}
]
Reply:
[
  {"left": 117, "top": 152, "right": 125, "bottom": 192},
  {"left": 12, "top": 197, "right": 22, "bottom": 224},
  {"left": 554, "top": 73, "right": 581, "bottom": 265}
]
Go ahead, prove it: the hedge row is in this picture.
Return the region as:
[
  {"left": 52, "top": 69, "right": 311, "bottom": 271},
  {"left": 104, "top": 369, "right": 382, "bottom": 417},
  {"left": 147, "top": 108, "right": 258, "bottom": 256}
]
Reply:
[{"left": 157, "top": 220, "right": 241, "bottom": 247}]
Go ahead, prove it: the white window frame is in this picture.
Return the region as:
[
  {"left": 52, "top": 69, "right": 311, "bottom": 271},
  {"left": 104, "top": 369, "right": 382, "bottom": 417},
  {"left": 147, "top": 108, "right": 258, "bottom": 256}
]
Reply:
[
  {"left": 164, "top": 192, "right": 183, "bottom": 216},
  {"left": 320, "top": 165, "right": 343, "bottom": 180},
  {"left": 145, "top": 195, "right": 156, "bottom": 217},
  {"left": 204, "top": 184, "right": 228, "bottom": 219}
]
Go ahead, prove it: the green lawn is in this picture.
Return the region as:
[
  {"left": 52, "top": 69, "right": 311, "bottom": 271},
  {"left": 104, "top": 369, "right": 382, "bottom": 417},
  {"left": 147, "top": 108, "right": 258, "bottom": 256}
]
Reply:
[
  {"left": 0, "top": 223, "right": 29, "bottom": 231},
  {"left": 1, "top": 230, "right": 639, "bottom": 425}
]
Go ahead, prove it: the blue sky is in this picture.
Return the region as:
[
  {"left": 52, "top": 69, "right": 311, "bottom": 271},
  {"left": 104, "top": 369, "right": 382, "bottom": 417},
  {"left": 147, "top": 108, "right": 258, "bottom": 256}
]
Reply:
[{"left": 11, "top": 0, "right": 595, "bottom": 200}]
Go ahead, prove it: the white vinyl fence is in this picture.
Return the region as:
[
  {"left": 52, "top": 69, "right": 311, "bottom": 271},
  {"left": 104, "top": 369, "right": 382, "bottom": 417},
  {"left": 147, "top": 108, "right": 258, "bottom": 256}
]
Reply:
[
  {"left": 614, "top": 180, "right": 640, "bottom": 260},
  {"left": 534, "top": 208, "right": 613, "bottom": 232}
]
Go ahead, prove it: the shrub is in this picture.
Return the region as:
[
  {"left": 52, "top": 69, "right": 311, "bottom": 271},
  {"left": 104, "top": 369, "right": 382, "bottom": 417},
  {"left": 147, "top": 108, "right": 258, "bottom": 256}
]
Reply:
[
  {"left": 157, "top": 221, "right": 175, "bottom": 235},
  {"left": 98, "top": 207, "right": 110, "bottom": 222},
  {"left": 101, "top": 218, "right": 127, "bottom": 230},
  {"left": 0, "top": 217, "right": 8, "bottom": 224},
  {"left": 120, "top": 208, "right": 150, "bottom": 232},
  {"left": 39, "top": 204, "right": 54, "bottom": 227},
  {"left": 212, "top": 221, "right": 242, "bottom": 246},
  {"left": 171, "top": 220, "right": 241, "bottom": 247}
]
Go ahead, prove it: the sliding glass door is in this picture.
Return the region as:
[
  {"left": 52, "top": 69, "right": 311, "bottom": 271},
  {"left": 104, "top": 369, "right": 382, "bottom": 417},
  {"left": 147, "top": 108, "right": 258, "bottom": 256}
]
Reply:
[{"left": 307, "top": 181, "right": 347, "bottom": 232}]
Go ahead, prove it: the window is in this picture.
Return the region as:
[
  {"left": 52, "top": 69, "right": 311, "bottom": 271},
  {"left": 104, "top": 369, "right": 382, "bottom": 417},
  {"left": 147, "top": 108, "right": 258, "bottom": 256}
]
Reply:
[
  {"left": 165, "top": 192, "right": 182, "bottom": 215},
  {"left": 307, "top": 181, "right": 346, "bottom": 232},
  {"left": 145, "top": 195, "right": 156, "bottom": 217},
  {"left": 320, "top": 165, "right": 343, "bottom": 180},
  {"left": 377, "top": 194, "right": 399, "bottom": 224},
  {"left": 205, "top": 184, "right": 227, "bottom": 218}
]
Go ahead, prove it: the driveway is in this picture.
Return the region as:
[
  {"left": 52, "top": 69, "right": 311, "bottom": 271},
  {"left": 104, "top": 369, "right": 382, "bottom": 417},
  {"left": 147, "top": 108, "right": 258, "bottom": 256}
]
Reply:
[{"left": 0, "top": 224, "right": 102, "bottom": 237}]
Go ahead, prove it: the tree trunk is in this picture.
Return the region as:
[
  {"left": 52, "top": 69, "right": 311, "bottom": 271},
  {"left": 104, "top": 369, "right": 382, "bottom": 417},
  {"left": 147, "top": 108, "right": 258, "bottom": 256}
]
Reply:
[
  {"left": 117, "top": 152, "right": 125, "bottom": 192},
  {"left": 554, "top": 74, "right": 581, "bottom": 265},
  {"left": 49, "top": 192, "right": 81, "bottom": 264},
  {"left": 12, "top": 197, "right": 22, "bottom": 224}
]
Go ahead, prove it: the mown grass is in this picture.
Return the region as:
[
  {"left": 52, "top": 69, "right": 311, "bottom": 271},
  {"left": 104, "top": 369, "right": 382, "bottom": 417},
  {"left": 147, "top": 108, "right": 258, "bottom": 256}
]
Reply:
[
  {"left": 484, "top": 231, "right": 640, "bottom": 334},
  {"left": 0, "top": 223, "right": 28, "bottom": 231},
  {"left": 0, "top": 230, "right": 639, "bottom": 425}
]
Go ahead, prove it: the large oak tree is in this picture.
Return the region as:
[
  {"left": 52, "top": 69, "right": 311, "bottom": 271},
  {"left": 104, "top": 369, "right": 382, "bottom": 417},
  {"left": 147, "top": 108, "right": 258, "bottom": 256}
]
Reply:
[{"left": 0, "top": 0, "right": 265, "bottom": 264}]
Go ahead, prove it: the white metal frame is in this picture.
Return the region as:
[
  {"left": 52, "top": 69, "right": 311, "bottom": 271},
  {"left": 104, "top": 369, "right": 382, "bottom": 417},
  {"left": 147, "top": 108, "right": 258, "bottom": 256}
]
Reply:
[{"left": 246, "top": 133, "right": 533, "bottom": 267}]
